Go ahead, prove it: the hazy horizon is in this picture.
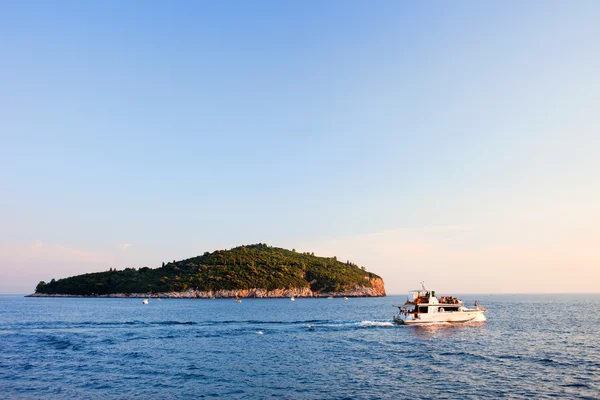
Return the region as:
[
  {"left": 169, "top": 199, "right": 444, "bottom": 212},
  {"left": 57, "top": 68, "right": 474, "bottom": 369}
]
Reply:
[{"left": 2, "top": 1, "right": 599, "bottom": 295}]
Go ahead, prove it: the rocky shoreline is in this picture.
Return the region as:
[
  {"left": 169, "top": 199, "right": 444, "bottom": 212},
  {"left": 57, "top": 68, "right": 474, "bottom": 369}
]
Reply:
[{"left": 27, "top": 278, "right": 386, "bottom": 299}]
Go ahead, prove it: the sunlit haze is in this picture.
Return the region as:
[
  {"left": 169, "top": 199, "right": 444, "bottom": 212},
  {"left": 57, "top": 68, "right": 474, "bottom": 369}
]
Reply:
[{"left": 1, "top": 1, "right": 599, "bottom": 294}]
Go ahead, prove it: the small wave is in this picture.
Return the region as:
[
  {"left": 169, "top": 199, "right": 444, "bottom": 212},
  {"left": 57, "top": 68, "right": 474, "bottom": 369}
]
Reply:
[
  {"left": 538, "top": 358, "right": 555, "bottom": 364},
  {"left": 39, "top": 335, "right": 74, "bottom": 350},
  {"left": 439, "top": 351, "right": 488, "bottom": 361},
  {"left": 103, "top": 320, "right": 197, "bottom": 326},
  {"left": 202, "top": 319, "right": 330, "bottom": 326},
  {"left": 22, "top": 363, "right": 34, "bottom": 371},
  {"left": 123, "top": 351, "right": 147, "bottom": 359},
  {"left": 560, "top": 383, "right": 589, "bottom": 388},
  {"left": 158, "top": 334, "right": 178, "bottom": 339},
  {"left": 175, "top": 372, "right": 209, "bottom": 380},
  {"left": 359, "top": 321, "right": 394, "bottom": 327},
  {"left": 40, "top": 320, "right": 197, "bottom": 327},
  {"left": 194, "top": 328, "right": 272, "bottom": 339},
  {"left": 497, "top": 354, "right": 522, "bottom": 360}
]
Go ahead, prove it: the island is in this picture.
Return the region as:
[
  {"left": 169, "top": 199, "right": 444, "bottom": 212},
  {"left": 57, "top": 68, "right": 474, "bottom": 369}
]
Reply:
[{"left": 30, "top": 243, "right": 386, "bottom": 298}]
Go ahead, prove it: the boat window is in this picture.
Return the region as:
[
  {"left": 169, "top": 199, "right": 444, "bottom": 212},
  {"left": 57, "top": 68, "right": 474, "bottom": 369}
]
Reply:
[
  {"left": 439, "top": 306, "right": 459, "bottom": 312},
  {"left": 418, "top": 306, "right": 428, "bottom": 313}
]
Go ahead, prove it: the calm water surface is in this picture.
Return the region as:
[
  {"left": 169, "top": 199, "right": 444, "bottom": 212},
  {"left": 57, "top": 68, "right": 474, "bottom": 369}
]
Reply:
[{"left": 1, "top": 294, "right": 599, "bottom": 399}]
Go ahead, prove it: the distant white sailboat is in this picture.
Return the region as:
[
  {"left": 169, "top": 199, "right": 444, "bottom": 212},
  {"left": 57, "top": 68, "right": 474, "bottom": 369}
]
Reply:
[
  {"left": 142, "top": 299, "right": 149, "bottom": 305},
  {"left": 290, "top": 296, "right": 295, "bottom": 302}
]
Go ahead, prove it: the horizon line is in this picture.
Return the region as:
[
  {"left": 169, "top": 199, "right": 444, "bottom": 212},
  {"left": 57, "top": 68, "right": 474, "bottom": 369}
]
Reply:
[{"left": 2, "top": 292, "right": 600, "bottom": 296}]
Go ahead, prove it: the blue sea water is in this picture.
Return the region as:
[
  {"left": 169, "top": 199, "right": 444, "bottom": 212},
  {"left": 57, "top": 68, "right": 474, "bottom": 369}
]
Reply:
[{"left": 1, "top": 294, "right": 599, "bottom": 399}]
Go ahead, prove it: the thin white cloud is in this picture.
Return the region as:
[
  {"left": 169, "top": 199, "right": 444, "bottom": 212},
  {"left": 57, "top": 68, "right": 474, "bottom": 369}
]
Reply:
[
  {"left": 1, "top": 242, "right": 110, "bottom": 264},
  {"left": 120, "top": 243, "right": 133, "bottom": 251}
]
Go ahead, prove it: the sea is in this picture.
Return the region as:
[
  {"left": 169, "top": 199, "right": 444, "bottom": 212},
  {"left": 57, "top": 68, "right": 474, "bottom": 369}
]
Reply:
[{"left": 0, "top": 294, "right": 598, "bottom": 399}]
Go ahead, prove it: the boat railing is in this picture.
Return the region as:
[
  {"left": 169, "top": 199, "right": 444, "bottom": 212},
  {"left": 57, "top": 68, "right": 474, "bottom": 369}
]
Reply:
[{"left": 394, "top": 305, "right": 411, "bottom": 315}]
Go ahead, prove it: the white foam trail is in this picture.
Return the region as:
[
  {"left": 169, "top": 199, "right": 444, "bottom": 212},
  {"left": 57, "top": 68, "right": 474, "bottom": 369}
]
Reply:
[
  {"left": 359, "top": 321, "right": 394, "bottom": 327},
  {"left": 471, "top": 314, "right": 487, "bottom": 322}
]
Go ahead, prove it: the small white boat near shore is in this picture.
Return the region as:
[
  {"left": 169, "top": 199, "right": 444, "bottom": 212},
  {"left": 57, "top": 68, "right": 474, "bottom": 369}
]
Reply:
[
  {"left": 393, "top": 282, "right": 486, "bottom": 325},
  {"left": 142, "top": 299, "right": 149, "bottom": 305}
]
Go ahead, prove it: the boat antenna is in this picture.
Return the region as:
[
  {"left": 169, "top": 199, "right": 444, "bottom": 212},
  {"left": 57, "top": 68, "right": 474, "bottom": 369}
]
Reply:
[{"left": 421, "top": 281, "right": 427, "bottom": 291}]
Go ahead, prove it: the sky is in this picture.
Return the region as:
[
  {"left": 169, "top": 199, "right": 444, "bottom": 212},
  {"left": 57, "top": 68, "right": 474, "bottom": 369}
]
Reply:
[{"left": 1, "top": 1, "right": 599, "bottom": 294}]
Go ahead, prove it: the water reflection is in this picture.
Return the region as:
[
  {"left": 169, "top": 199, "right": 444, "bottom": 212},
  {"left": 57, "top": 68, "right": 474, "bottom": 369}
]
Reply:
[{"left": 409, "top": 321, "right": 488, "bottom": 339}]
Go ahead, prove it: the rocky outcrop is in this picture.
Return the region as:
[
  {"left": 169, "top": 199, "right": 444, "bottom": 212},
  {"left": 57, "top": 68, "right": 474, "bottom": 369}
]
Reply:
[
  {"left": 369, "top": 277, "right": 386, "bottom": 295},
  {"left": 27, "top": 279, "right": 386, "bottom": 299}
]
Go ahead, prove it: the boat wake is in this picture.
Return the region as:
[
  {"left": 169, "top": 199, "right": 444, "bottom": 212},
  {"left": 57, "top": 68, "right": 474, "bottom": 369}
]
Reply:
[
  {"left": 469, "top": 314, "right": 487, "bottom": 323},
  {"left": 359, "top": 321, "right": 394, "bottom": 327}
]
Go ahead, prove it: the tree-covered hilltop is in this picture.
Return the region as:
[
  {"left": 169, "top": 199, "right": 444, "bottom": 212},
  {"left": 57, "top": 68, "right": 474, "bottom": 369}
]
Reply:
[{"left": 34, "top": 244, "right": 385, "bottom": 296}]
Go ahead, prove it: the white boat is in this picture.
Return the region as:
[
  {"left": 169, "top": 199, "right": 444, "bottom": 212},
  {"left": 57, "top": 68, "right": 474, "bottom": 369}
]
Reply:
[
  {"left": 235, "top": 297, "right": 242, "bottom": 303},
  {"left": 343, "top": 297, "right": 348, "bottom": 301},
  {"left": 290, "top": 296, "right": 295, "bottom": 302},
  {"left": 327, "top": 296, "right": 334, "bottom": 300},
  {"left": 142, "top": 299, "right": 149, "bottom": 305},
  {"left": 393, "top": 282, "right": 486, "bottom": 325}
]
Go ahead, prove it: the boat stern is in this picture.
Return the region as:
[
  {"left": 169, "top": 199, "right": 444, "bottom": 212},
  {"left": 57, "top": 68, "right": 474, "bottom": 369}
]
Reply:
[{"left": 393, "top": 311, "right": 413, "bottom": 325}]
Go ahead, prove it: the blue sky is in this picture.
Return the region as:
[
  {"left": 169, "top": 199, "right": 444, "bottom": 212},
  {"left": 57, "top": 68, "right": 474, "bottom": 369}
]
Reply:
[{"left": 1, "top": 1, "right": 599, "bottom": 293}]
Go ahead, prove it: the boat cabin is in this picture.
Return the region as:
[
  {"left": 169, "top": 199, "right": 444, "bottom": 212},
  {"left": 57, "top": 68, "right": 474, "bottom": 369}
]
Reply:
[{"left": 400, "top": 287, "right": 464, "bottom": 316}]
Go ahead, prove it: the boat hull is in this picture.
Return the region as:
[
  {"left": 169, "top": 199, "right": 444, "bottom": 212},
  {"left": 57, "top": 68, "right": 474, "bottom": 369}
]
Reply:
[{"left": 394, "top": 310, "right": 486, "bottom": 325}]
